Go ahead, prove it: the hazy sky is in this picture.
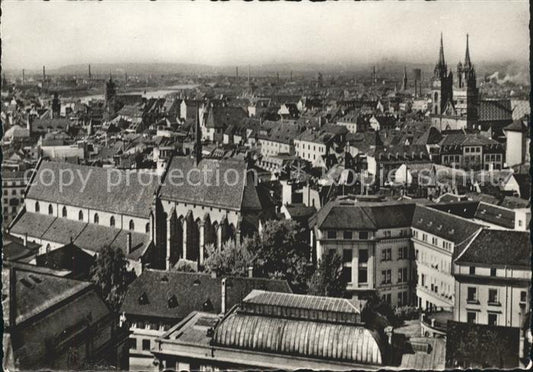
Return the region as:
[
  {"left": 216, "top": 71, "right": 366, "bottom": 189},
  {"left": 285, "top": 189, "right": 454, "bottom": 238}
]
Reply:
[{"left": 2, "top": 0, "right": 529, "bottom": 70}]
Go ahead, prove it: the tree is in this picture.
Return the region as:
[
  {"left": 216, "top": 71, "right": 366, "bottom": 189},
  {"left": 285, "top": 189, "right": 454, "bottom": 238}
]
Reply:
[
  {"left": 307, "top": 252, "right": 347, "bottom": 298},
  {"left": 173, "top": 259, "right": 197, "bottom": 272},
  {"left": 90, "top": 246, "right": 133, "bottom": 313},
  {"left": 203, "top": 238, "right": 256, "bottom": 277},
  {"left": 250, "top": 219, "right": 313, "bottom": 293}
]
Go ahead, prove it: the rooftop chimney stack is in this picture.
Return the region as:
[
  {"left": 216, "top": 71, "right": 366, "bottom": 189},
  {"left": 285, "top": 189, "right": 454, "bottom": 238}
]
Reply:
[
  {"left": 9, "top": 267, "right": 16, "bottom": 329},
  {"left": 247, "top": 266, "right": 253, "bottom": 278},
  {"left": 23, "top": 233, "right": 28, "bottom": 247},
  {"left": 221, "top": 278, "right": 227, "bottom": 314},
  {"left": 127, "top": 232, "right": 132, "bottom": 254}
]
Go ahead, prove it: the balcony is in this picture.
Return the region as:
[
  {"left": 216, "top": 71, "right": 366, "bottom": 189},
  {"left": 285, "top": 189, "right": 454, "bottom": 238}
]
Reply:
[{"left": 420, "top": 311, "right": 453, "bottom": 338}]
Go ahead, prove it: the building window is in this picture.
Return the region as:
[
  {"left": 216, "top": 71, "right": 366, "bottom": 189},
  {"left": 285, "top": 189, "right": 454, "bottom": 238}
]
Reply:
[
  {"left": 129, "top": 338, "right": 137, "bottom": 350},
  {"left": 327, "top": 230, "right": 336, "bottom": 239},
  {"left": 399, "top": 246, "right": 409, "bottom": 260},
  {"left": 521, "top": 291, "right": 527, "bottom": 303},
  {"left": 343, "top": 249, "right": 352, "bottom": 264},
  {"left": 381, "top": 248, "right": 391, "bottom": 261},
  {"left": 343, "top": 231, "right": 353, "bottom": 240},
  {"left": 358, "top": 268, "right": 368, "bottom": 283},
  {"left": 469, "top": 266, "right": 475, "bottom": 275},
  {"left": 129, "top": 220, "right": 135, "bottom": 231},
  {"left": 467, "top": 287, "right": 478, "bottom": 303},
  {"left": 490, "top": 268, "right": 496, "bottom": 277},
  {"left": 467, "top": 311, "right": 476, "bottom": 324},
  {"left": 62, "top": 206, "right": 67, "bottom": 218},
  {"left": 359, "top": 231, "right": 368, "bottom": 240},
  {"left": 78, "top": 210, "right": 84, "bottom": 221},
  {"left": 48, "top": 204, "right": 53, "bottom": 215},
  {"left": 342, "top": 267, "right": 352, "bottom": 283},
  {"left": 94, "top": 214, "right": 99, "bottom": 224},
  {"left": 359, "top": 249, "right": 368, "bottom": 263},
  {"left": 382, "top": 270, "right": 392, "bottom": 284},
  {"left": 488, "top": 313, "right": 498, "bottom": 326},
  {"left": 422, "top": 233, "right": 427, "bottom": 242},
  {"left": 146, "top": 222, "right": 150, "bottom": 233},
  {"left": 488, "top": 289, "right": 499, "bottom": 305},
  {"left": 398, "top": 268, "right": 408, "bottom": 283},
  {"left": 142, "top": 339, "right": 151, "bottom": 351},
  {"left": 110, "top": 216, "right": 116, "bottom": 227}
]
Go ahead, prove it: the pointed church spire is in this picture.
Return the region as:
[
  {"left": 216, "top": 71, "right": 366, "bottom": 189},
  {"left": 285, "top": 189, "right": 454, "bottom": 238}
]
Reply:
[
  {"left": 194, "top": 103, "right": 202, "bottom": 165},
  {"left": 464, "top": 33, "right": 472, "bottom": 68},
  {"left": 402, "top": 66, "right": 408, "bottom": 91},
  {"left": 438, "top": 32, "right": 446, "bottom": 67}
]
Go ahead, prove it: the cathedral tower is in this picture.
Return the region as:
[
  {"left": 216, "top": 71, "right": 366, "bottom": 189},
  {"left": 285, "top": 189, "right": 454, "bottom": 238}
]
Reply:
[
  {"left": 431, "top": 33, "right": 454, "bottom": 115},
  {"left": 454, "top": 34, "right": 479, "bottom": 126}
]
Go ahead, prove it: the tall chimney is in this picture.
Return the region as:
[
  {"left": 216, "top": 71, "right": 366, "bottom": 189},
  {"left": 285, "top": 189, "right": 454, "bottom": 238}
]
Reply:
[
  {"left": 42, "top": 66, "right": 46, "bottom": 82},
  {"left": 9, "top": 267, "right": 16, "bottom": 329},
  {"left": 22, "top": 69, "right": 25, "bottom": 84},
  {"left": 236, "top": 66, "right": 239, "bottom": 80},
  {"left": 247, "top": 65, "right": 251, "bottom": 86},
  {"left": 127, "top": 232, "right": 132, "bottom": 254},
  {"left": 221, "top": 278, "right": 227, "bottom": 314},
  {"left": 88, "top": 64, "right": 92, "bottom": 79}
]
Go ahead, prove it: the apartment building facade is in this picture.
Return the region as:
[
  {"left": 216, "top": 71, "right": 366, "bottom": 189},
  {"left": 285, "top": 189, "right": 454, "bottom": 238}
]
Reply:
[{"left": 310, "top": 199, "right": 415, "bottom": 306}]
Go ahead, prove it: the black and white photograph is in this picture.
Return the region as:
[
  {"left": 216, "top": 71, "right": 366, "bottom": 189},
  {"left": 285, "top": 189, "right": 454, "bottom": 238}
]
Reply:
[{"left": 1, "top": 0, "right": 531, "bottom": 370}]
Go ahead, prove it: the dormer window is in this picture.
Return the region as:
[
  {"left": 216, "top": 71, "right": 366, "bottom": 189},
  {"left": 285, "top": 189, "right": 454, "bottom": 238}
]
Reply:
[
  {"left": 168, "top": 295, "right": 178, "bottom": 309},
  {"left": 203, "top": 298, "right": 214, "bottom": 311},
  {"left": 138, "top": 292, "right": 149, "bottom": 305}
]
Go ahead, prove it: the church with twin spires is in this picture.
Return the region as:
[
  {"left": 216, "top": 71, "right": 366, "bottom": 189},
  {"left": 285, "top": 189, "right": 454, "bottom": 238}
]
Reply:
[{"left": 430, "top": 33, "right": 480, "bottom": 131}]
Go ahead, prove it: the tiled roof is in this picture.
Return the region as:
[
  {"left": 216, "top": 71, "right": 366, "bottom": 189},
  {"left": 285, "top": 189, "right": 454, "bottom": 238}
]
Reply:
[
  {"left": 258, "top": 121, "right": 303, "bottom": 145},
  {"left": 30, "top": 118, "right": 70, "bottom": 133},
  {"left": 120, "top": 270, "right": 291, "bottom": 319},
  {"left": 41, "top": 217, "right": 87, "bottom": 245},
  {"left": 26, "top": 161, "right": 159, "bottom": 218},
  {"left": 315, "top": 200, "right": 415, "bottom": 230},
  {"left": 478, "top": 99, "right": 513, "bottom": 122},
  {"left": 206, "top": 106, "right": 248, "bottom": 129},
  {"left": 2, "top": 265, "right": 102, "bottom": 328},
  {"left": 504, "top": 119, "right": 528, "bottom": 132},
  {"left": 430, "top": 200, "right": 479, "bottom": 219},
  {"left": 160, "top": 156, "right": 250, "bottom": 211},
  {"left": 500, "top": 196, "right": 530, "bottom": 209},
  {"left": 440, "top": 132, "right": 499, "bottom": 147},
  {"left": 510, "top": 99, "right": 530, "bottom": 120},
  {"left": 412, "top": 205, "right": 483, "bottom": 250},
  {"left": 9, "top": 212, "right": 56, "bottom": 238},
  {"left": 474, "top": 202, "right": 515, "bottom": 229}
]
